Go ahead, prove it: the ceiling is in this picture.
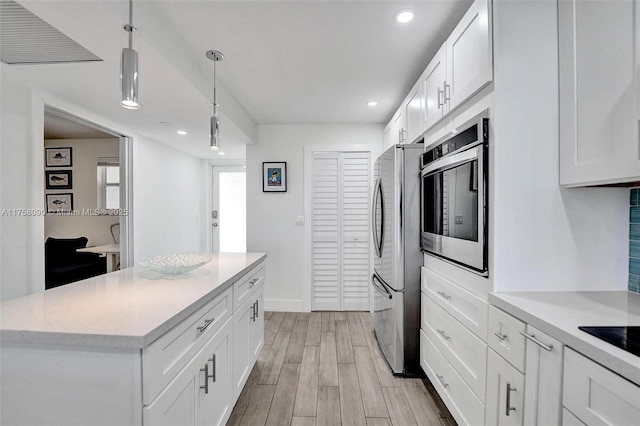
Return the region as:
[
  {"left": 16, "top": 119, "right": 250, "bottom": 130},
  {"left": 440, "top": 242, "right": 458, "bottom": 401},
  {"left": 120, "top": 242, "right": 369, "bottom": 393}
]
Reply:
[
  {"left": 44, "top": 110, "right": 115, "bottom": 140},
  {"left": 4, "top": 0, "right": 473, "bottom": 160}
]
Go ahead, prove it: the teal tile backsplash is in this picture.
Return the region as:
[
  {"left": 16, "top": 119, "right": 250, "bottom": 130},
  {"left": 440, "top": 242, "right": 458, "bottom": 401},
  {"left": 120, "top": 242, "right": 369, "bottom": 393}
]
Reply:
[{"left": 630, "top": 188, "right": 640, "bottom": 293}]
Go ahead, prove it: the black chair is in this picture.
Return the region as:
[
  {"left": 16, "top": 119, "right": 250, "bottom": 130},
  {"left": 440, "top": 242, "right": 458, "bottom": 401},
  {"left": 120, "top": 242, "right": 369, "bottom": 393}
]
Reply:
[{"left": 45, "top": 237, "right": 107, "bottom": 290}]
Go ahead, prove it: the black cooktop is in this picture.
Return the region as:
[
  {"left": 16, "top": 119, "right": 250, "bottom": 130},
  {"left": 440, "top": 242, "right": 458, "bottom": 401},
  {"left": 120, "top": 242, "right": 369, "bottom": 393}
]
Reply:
[{"left": 579, "top": 326, "right": 640, "bottom": 357}]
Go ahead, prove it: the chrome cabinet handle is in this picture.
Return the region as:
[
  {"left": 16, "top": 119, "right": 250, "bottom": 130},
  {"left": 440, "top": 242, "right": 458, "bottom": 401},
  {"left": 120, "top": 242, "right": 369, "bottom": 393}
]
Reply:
[
  {"left": 249, "top": 278, "right": 259, "bottom": 288},
  {"left": 505, "top": 382, "right": 516, "bottom": 416},
  {"left": 197, "top": 317, "right": 215, "bottom": 334},
  {"left": 255, "top": 299, "right": 259, "bottom": 318},
  {"left": 437, "top": 329, "right": 451, "bottom": 341},
  {"left": 494, "top": 332, "right": 507, "bottom": 341},
  {"left": 200, "top": 363, "right": 209, "bottom": 394},
  {"left": 209, "top": 355, "right": 216, "bottom": 383},
  {"left": 436, "top": 374, "right": 449, "bottom": 389},
  {"left": 437, "top": 88, "right": 444, "bottom": 109},
  {"left": 519, "top": 331, "right": 553, "bottom": 352},
  {"left": 251, "top": 304, "right": 255, "bottom": 322},
  {"left": 437, "top": 291, "right": 451, "bottom": 300},
  {"left": 444, "top": 82, "right": 451, "bottom": 103},
  {"left": 401, "top": 128, "right": 407, "bottom": 143}
]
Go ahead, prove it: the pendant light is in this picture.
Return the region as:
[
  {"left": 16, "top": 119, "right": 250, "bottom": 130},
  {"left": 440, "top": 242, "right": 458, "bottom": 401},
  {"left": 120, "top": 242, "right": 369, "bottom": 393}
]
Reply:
[
  {"left": 206, "top": 50, "right": 224, "bottom": 150},
  {"left": 120, "top": 0, "right": 139, "bottom": 109}
]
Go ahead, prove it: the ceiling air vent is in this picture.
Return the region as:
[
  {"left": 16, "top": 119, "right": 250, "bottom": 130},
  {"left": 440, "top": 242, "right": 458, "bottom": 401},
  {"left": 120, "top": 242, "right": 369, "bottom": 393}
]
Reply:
[{"left": 0, "top": 0, "right": 101, "bottom": 65}]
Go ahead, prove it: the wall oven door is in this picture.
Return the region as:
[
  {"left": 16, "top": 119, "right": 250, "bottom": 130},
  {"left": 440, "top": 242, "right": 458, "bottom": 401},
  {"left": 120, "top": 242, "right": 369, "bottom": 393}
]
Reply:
[{"left": 421, "top": 120, "right": 488, "bottom": 275}]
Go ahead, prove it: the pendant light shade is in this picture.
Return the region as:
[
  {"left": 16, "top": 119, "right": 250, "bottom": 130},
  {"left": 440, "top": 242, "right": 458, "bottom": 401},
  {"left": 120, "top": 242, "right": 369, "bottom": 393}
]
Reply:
[
  {"left": 206, "top": 50, "right": 224, "bottom": 150},
  {"left": 120, "top": 0, "right": 139, "bottom": 110}
]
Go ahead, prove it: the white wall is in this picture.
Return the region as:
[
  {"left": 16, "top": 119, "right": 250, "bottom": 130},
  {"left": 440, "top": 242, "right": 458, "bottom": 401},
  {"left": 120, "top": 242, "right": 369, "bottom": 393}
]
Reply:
[
  {"left": 247, "top": 124, "right": 383, "bottom": 311},
  {"left": 44, "top": 138, "right": 120, "bottom": 247},
  {"left": 0, "top": 75, "right": 207, "bottom": 301}
]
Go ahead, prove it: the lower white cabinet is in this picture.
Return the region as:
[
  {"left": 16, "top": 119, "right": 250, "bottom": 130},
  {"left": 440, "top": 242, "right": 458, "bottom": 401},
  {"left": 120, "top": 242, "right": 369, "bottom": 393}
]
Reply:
[
  {"left": 144, "top": 317, "right": 233, "bottom": 426},
  {"left": 563, "top": 348, "right": 640, "bottom": 426},
  {"left": 485, "top": 348, "right": 525, "bottom": 426},
  {"left": 522, "top": 325, "right": 563, "bottom": 426}
]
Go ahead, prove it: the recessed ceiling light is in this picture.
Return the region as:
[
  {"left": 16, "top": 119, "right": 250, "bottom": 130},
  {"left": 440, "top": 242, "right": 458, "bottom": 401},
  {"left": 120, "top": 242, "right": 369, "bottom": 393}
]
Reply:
[
  {"left": 395, "top": 9, "right": 414, "bottom": 24},
  {"left": 367, "top": 101, "right": 378, "bottom": 107},
  {"left": 176, "top": 130, "right": 188, "bottom": 135},
  {"left": 218, "top": 152, "right": 226, "bottom": 156}
]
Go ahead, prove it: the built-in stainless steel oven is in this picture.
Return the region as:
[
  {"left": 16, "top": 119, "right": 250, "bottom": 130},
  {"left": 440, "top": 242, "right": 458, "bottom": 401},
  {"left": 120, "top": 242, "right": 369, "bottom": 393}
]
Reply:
[{"left": 420, "top": 110, "right": 489, "bottom": 276}]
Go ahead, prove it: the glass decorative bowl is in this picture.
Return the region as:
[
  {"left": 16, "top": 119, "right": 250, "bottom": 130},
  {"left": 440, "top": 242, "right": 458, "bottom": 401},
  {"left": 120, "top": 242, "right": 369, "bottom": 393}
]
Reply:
[{"left": 137, "top": 252, "right": 213, "bottom": 275}]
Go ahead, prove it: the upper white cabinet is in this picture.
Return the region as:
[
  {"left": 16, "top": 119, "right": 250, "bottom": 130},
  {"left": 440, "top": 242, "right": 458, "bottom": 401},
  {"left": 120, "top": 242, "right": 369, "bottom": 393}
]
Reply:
[
  {"left": 404, "top": 80, "right": 423, "bottom": 144},
  {"left": 420, "top": 0, "right": 493, "bottom": 133},
  {"left": 559, "top": 0, "right": 640, "bottom": 186}
]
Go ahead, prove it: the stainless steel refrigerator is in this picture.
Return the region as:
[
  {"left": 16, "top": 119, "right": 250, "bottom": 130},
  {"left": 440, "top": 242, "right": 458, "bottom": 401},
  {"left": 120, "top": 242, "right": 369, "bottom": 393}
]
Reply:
[{"left": 371, "top": 143, "right": 423, "bottom": 376}]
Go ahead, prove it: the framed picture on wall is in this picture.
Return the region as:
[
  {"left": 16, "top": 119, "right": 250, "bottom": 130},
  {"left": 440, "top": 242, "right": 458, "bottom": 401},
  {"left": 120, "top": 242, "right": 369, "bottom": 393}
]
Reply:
[
  {"left": 45, "top": 147, "right": 73, "bottom": 167},
  {"left": 45, "top": 170, "right": 72, "bottom": 190},
  {"left": 263, "top": 162, "right": 287, "bottom": 192},
  {"left": 46, "top": 193, "right": 73, "bottom": 213}
]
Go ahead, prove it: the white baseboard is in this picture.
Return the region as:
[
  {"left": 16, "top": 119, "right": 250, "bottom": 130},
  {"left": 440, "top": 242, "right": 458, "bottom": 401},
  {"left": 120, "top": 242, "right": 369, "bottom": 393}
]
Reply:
[{"left": 264, "top": 299, "right": 306, "bottom": 312}]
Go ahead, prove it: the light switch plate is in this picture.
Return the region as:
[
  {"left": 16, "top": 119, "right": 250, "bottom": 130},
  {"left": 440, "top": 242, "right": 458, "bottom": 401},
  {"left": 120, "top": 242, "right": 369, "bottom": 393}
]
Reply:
[{"left": 296, "top": 216, "right": 305, "bottom": 225}]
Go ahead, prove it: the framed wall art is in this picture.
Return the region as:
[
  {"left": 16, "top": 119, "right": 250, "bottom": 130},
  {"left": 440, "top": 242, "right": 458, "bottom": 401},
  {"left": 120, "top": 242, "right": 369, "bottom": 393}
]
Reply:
[
  {"left": 45, "top": 147, "right": 73, "bottom": 167},
  {"left": 263, "top": 162, "right": 287, "bottom": 192},
  {"left": 45, "top": 170, "right": 72, "bottom": 190},
  {"left": 46, "top": 193, "right": 73, "bottom": 213}
]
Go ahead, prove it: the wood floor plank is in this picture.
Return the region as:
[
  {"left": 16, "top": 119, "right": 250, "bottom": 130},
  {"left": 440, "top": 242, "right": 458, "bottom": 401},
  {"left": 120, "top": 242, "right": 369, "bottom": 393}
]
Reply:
[
  {"left": 259, "top": 330, "right": 292, "bottom": 384},
  {"left": 335, "top": 320, "right": 355, "bottom": 364},
  {"left": 366, "top": 419, "right": 391, "bottom": 426},
  {"left": 264, "top": 312, "right": 285, "bottom": 345},
  {"left": 306, "top": 312, "right": 322, "bottom": 346},
  {"left": 297, "top": 312, "right": 311, "bottom": 321},
  {"left": 364, "top": 329, "right": 402, "bottom": 387},
  {"left": 281, "top": 311, "right": 297, "bottom": 331},
  {"left": 227, "top": 414, "right": 245, "bottom": 426},
  {"left": 317, "top": 386, "right": 341, "bottom": 426},
  {"left": 338, "top": 363, "right": 367, "bottom": 426},
  {"left": 243, "top": 384, "right": 276, "bottom": 426},
  {"left": 319, "top": 331, "right": 339, "bottom": 386},
  {"left": 293, "top": 345, "right": 320, "bottom": 417},
  {"left": 347, "top": 312, "right": 368, "bottom": 346},
  {"left": 321, "top": 311, "right": 336, "bottom": 332},
  {"left": 232, "top": 363, "right": 259, "bottom": 415},
  {"left": 382, "top": 387, "right": 417, "bottom": 426},
  {"left": 359, "top": 311, "right": 374, "bottom": 332},
  {"left": 335, "top": 312, "right": 347, "bottom": 321},
  {"left": 265, "top": 362, "right": 301, "bottom": 426},
  {"left": 292, "top": 417, "right": 316, "bottom": 426},
  {"left": 264, "top": 311, "right": 273, "bottom": 321},
  {"left": 353, "top": 346, "right": 389, "bottom": 418},
  {"left": 423, "top": 378, "right": 453, "bottom": 418},
  {"left": 401, "top": 379, "right": 446, "bottom": 426},
  {"left": 285, "top": 319, "right": 309, "bottom": 363}
]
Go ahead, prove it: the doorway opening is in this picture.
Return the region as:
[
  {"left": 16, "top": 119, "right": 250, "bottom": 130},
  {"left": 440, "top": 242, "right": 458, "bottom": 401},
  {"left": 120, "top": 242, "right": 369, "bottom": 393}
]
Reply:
[
  {"left": 210, "top": 165, "right": 246, "bottom": 253},
  {"left": 42, "top": 106, "right": 132, "bottom": 289}
]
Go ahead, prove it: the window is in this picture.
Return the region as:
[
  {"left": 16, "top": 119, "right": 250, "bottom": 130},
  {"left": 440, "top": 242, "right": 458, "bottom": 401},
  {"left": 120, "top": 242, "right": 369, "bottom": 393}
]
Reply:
[{"left": 97, "top": 158, "right": 120, "bottom": 210}]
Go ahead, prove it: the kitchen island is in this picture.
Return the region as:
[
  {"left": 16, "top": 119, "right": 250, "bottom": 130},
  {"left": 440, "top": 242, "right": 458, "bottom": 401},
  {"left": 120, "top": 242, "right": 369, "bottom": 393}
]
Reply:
[{"left": 0, "top": 252, "right": 267, "bottom": 426}]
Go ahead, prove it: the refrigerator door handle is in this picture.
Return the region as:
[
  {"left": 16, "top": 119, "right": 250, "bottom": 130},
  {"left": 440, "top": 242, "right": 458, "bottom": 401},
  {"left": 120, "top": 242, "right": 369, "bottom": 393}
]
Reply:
[
  {"left": 372, "top": 273, "right": 392, "bottom": 299},
  {"left": 372, "top": 177, "right": 385, "bottom": 258}
]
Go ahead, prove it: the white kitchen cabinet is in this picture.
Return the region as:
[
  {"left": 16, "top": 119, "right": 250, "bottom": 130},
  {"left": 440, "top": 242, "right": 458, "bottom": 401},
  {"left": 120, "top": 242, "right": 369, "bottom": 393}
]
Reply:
[
  {"left": 559, "top": 0, "right": 640, "bottom": 186},
  {"left": 522, "top": 325, "right": 563, "bottom": 426},
  {"left": 144, "top": 317, "right": 232, "bottom": 426},
  {"left": 563, "top": 348, "right": 640, "bottom": 426},
  {"left": 383, "top": 122, "right": 394, "bottom": 150},
  {"left": 404, "top": 81, "right": 422, "bottom": 144},
  {"left": 249, "top": 283, "right": 265, "bottom": 361},
  {"left": 485, "top": 348, "right": 525, "bottom": 426},
  {"left": 420, "top": 0, "right": 492, "bottom": 133}
]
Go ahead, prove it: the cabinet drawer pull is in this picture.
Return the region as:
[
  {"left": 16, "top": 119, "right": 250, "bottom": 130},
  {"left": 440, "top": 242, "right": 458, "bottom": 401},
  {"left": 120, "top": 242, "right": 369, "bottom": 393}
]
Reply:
[
  {"left": 494, "top": 331, "right": 507, "bottom": 341},
  {"left": 209, "top": 355, "right": 216, "bottom": 383},
  {"left": 200, "top": 363, "right": 209, "bottom": 394},
  {"left": 505, "top": 382, "right": 516, "bottom": 416},
  {"left": 519, "top": 331, "right": 553, "bottom": 352},
  {"left": 197, "top": 317, "right": 216, "bottom": 334},
  {"left": 436, "top": 374, "right": 449, "bottom": 389},
  {"left": 437, "top": 329, "right": 451, "bottom": 341},
  {"left": 251, "top": 304, "right": 256, "bottom": 322},
  {"left": 436, "top": 291, "right": 451, "bottom": 300},
  {"left": 255, "top": 299, "right": 259, "bottom": 318},
  {"left": 249, "top": 278, "right": 259, "bottom": 288}
]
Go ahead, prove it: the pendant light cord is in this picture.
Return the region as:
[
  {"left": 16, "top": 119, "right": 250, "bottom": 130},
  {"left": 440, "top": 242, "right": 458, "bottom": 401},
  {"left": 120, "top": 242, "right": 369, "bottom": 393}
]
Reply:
[
  {"left": 213, "top": 58, "right": 217, "bottom": 110},
  {"left": 127, "top": 0, "right": 133, "bottom": 49}
]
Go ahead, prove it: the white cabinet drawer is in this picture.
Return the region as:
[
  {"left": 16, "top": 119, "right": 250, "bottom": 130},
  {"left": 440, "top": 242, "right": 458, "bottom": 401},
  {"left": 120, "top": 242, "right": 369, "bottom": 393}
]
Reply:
[
  {"left": 233, "top": 263, "right": 264, "bottom": 312},
  {"left": 420, "top": 330, "right": 485, "bottom": 426},
  {"left": 488, "top": 306, "right": 525, "bottom": 373},
  {"left": 563, "top": 408, "right": 586, "bottom": 426},
  {"left": 563, "top": 348, "right": 640, "bottom": 426},
  {"left": 422, "top": 292, "right": 487, "bottom": 402},
  {"left": 143, "top": 287, "right": 232, "bottom": 404},
  {"left": 422, "top": 267, "right": 488, "bottom": 341}
]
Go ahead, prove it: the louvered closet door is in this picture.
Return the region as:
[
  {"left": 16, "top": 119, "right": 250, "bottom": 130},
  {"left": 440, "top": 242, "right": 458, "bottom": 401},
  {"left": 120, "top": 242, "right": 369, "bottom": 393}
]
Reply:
[{"left": 312, "top": 152, "right": 370, "bottom": 311}]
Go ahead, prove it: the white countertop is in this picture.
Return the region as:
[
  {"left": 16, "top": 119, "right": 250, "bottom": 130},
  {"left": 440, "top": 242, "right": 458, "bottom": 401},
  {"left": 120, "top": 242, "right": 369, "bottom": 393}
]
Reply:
[
  {"left": 489, "top": 291, "right": 640, "bottom": 386},
  {"left": 0, "top": 252, "right": 266, "bottom": 349}
]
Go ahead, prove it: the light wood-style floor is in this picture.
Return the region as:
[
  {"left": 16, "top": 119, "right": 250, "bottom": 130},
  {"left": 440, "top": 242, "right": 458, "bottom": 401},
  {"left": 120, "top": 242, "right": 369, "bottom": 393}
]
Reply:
[{"left": 228, "top": 311, "right": 456, "bottom": 426}]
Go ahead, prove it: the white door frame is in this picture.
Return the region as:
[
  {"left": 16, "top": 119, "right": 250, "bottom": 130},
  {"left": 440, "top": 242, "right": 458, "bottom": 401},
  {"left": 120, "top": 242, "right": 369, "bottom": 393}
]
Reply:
[
  {"left": 30, "top": 97, "right": 134, "bottom": 293},
  {"left": 303, "top": 143, "right": 378, "bottom": 312}
]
